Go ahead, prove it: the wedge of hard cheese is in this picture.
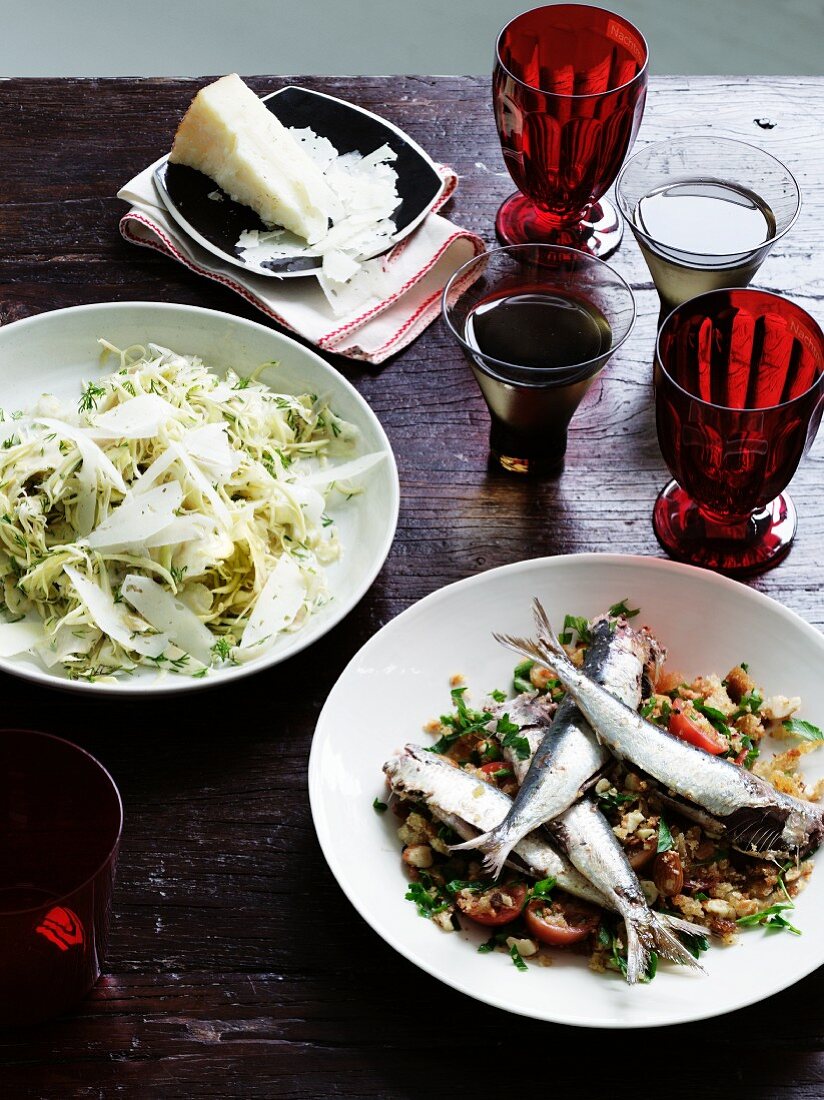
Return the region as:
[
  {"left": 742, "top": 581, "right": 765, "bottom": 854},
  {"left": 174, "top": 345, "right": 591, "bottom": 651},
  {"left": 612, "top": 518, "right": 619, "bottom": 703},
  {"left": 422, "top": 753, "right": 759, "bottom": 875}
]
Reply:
[{"left": 169, "top": 74, "right": 333, "bottom": 244}]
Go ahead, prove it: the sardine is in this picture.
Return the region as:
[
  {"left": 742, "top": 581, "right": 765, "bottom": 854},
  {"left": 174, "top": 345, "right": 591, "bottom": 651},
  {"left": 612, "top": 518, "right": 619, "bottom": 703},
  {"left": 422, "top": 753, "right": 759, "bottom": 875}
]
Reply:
[
  {"left": 495, "top": 599, "right": 824, "bottom": 858},
  {"left": 551, "top": 799, "right": 703, "bottom": 979},
  {"left": 385, "top": 746, "right": 705, "bottom": 982},
  {"left": 491, "top": 698, "right": 704, "bottom": 981},
  {"left": 384, "top": 746, "right": 604, "bottom": 904},
  {"left": 453, "top": 617, "right": 655, "bottom": 877}
]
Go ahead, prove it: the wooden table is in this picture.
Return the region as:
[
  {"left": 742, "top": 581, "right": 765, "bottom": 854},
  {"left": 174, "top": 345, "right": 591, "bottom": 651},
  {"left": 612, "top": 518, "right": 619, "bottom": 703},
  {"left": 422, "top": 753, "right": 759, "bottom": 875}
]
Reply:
[{"left": 1, "top": 75, "right": 822, "bottom": 1098}]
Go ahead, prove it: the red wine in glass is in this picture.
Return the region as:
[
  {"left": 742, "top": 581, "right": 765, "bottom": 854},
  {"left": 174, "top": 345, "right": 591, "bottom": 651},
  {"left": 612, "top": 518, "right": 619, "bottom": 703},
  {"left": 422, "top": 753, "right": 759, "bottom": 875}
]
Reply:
[
  {"left": 494, "top": 4, "right": 648, "bottom": 258},
  {"left": 465, "top": 289, "right": 612, "bottom": 472},
  {"left": 654, "top": 289, "right": 824, "bottom": 574},
  {"left": 0, "top": 730, "right": 122, "bottom": 1026},
  {"left": 443, "top": 244, "right": 636, "bottom": 475}
]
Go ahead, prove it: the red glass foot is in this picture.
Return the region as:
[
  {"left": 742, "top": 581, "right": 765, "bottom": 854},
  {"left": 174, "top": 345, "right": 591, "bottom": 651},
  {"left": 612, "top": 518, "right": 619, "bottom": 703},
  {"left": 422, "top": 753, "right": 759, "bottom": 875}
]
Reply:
[
  {"left": 495, "top": 193, "right": 624, "bottom": 258},
  {"left": 652, "top": 480, "right": 797, "bottom": 575}
]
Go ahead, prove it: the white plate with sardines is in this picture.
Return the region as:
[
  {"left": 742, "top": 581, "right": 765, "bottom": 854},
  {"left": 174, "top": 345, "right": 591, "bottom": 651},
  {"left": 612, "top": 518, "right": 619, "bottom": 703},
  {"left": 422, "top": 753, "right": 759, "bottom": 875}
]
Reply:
[
  {"left": 0, "top": 302, "right": 398, "bottom": 694},
  {"left": 309, "top": 554, "right": 824, "bottom": 1028}
]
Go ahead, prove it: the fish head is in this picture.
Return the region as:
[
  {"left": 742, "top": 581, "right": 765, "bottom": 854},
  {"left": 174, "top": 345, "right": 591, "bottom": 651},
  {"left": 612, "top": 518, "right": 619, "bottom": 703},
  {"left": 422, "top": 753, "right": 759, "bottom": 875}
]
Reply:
[{"left": 783, "top": 800, "right": 824, "bottom": 858}]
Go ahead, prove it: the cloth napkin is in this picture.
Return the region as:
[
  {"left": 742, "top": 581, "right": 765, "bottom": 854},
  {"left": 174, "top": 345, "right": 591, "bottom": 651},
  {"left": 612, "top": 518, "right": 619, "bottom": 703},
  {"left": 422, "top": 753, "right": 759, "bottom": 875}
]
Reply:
[{"left": 118, "top": 160, "right": 485, "bottom": 364}]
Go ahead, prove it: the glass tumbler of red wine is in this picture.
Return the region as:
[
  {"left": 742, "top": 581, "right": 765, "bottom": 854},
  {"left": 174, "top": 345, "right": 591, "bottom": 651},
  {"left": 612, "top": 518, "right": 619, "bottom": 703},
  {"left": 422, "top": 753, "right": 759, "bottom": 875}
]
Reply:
[
  {"left": 443, "top": 244, "right": 636, "bottom": 476},
  {"left": 0, "top": 729, "right": 122, "bottom": 1025},
  {"left": 494, "top": 4, "right": 648, "bottom": 257},
  {"left": 654, "top": 288, "right": 824, "bottom": 575}
]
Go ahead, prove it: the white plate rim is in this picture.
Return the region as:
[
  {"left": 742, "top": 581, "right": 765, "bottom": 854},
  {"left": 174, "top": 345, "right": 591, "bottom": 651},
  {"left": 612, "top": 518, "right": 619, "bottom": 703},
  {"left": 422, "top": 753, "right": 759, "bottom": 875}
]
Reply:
[
  {"left": 0, "top": 300, "right": 400, "bottom": 696},
  {"left": 309, "top": 552, "right": 824, "bottom": 1028},
  {"left": 153, "top": 84, "right": 447, "bottom": 279}
]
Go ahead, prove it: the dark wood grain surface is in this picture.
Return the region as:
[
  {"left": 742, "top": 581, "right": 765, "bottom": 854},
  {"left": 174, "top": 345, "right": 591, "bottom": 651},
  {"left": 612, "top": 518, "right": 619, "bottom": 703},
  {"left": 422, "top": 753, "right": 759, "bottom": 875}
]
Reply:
[{"left": 0, "top": 75, "right": 822, "bottom": 1098}]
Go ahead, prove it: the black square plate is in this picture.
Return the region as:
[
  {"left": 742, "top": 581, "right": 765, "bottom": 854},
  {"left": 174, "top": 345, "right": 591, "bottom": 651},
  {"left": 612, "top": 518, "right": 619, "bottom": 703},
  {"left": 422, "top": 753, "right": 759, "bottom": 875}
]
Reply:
[{"left": 153, "top": 84, "right": 446, "bottom": 278}]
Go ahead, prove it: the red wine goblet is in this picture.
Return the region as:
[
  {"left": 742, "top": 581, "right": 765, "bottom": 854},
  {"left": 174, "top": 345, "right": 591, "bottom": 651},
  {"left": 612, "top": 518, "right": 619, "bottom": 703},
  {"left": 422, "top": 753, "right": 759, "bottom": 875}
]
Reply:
[
  {"left": 494, "top": 4, "right": 648, "bottom": 258},
  {"left": 654, "top": 289, "right": 824, "bottom": 575}
]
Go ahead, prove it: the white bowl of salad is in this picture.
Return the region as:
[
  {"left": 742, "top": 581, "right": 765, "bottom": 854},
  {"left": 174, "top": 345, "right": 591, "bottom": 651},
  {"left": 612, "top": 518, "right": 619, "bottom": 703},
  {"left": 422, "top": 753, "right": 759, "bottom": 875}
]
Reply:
[{"left": 0, "top": 301, "right": 398, "bottom": 693}]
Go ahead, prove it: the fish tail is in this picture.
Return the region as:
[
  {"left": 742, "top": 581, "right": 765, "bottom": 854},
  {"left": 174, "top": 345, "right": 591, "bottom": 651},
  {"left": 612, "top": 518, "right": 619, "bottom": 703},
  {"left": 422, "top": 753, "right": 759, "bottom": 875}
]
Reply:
[
  {"left": 623, "top": 911, "right": 706, "bottom": 981},
  {"left": 623, "top": 920, "right": 652, "bottom": 985},
  {"left": 651, "top": 913, "right": 707, "bottom": 972},
  {"left": 530, "top": 598, "right": 568, "bottom": 661},
  {"left": 448, "top": 829, "right": 514, "bottom": 880},
  {"left": 492, "top": 600, "right": 574, "bottom": 677}
]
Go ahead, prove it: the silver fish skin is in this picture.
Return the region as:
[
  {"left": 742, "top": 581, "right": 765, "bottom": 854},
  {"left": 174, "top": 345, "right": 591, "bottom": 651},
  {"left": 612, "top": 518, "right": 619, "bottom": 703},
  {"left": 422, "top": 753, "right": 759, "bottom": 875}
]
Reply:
[
  {"left": 385, "top": 747, "right": 706, "bottom": 982},
  {"left": 484, "top": 692, "right": 551, "bottom": 784},
  {"left": 384, "top": 746, "right": 606, "bottom": 905},
  {"left": 496, "top": 599, "right": 824, "bottom": 858},
  {"left": 453, "top": 617, "right": 654, "bottom": 877},
  {"left": 493, "top": 699, "right": 704, "bottom": 979},
  {"left": 550, "top": 800, "right": 704, "bottom": 980}
]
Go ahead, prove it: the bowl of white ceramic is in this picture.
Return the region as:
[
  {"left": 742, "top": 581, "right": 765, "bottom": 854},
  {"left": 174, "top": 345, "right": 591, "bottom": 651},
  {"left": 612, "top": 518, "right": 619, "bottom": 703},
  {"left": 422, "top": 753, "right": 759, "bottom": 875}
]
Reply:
[
  {"left": 309, "top": 553, "right": 824, "bottom": 1027},
  {"left": 0, "top": 302, "right": 399, "bottom": 694}
]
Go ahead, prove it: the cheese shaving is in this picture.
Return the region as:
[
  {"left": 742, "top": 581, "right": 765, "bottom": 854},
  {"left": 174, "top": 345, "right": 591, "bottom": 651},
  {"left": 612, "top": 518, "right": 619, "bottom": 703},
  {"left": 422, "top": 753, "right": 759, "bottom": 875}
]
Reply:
[
  {"left": 0, "top": 341, "right": 386, "bottom": 682},
  {"left": 236, "top": 129, "right": 401, "bottom": 316}
]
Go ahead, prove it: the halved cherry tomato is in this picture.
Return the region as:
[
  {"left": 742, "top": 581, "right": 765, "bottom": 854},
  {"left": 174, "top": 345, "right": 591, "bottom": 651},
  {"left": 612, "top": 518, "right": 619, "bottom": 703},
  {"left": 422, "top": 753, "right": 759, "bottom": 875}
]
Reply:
[
  {"left": 668, "top": 704, "right": 727, "bottom": 755},
  {"left": 455, "top": 882, "right": 527, "bottom": 926},
  {"left": 523, "top": 897, "right": 600, "bottom": 946}
]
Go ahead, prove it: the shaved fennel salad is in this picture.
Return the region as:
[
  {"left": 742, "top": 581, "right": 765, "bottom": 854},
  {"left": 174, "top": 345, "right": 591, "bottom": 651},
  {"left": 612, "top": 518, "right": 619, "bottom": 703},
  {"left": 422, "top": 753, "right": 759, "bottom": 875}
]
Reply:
[{"left": 0, "top": 341, "right": 384, "bottom": 682}]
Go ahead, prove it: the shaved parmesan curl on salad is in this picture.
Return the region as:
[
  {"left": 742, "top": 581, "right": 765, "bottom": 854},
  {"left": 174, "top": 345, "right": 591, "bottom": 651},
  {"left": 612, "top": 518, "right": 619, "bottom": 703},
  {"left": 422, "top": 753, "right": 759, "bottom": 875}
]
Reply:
[{"left": 0, "top": 340, "right": 385, "bottom": 683}]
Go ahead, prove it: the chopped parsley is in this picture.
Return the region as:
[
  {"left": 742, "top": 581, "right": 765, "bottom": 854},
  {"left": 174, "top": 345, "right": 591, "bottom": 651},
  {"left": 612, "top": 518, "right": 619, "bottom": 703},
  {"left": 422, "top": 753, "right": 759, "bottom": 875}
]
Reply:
[
  {"left": 476, "top": 739, "right": 502, "bottom": 764},
  {"left": 598, "top": 920, "right": 658, "bottom": 982},
  {"left": 509, "top": 943, "right": 528, "bottom": 972},
  {"left": 657, "top": 816, "right": 673, "bottom": 853},
  {"left": 559, "top": 614, "right": 592, "bottom": 646},
  {"left": 429, "top": 686, "right": 494, "bottom": 754},
  {"left": 489, "top": 688, "right": 506, "bottom": 703},
  {"left": 405, "top": 881, "right": 450, "bottom": 918},
  {"left": 692, "top": 700, "right": 732, "bottom": 738},
  {"left": 731, "top": 690, "right": 763, "bottom": 721},
  {"left": 445, "top": 879, "right": 488, "bottom": 895},
  {"left": 513, "top": 658, "right": 534, "bottom": 695},
  {"left": 652, "top": 699, "right": 672, "bottom": 727},
  {"left": 738, "top": 734, "right": 760, "bottom": 769},
  {"left": 736, "top": 902, "right": 801, "bottom": 935},
  {"left": 496, "top": 712, "right": 530, "bottom": 761},
  {"left": 478, "top": 930, "right": 508, "bottom": 954},
  {"left": 782, "top": 718, "right": 824, "bottom": 742},
  {"left": 598, "top": 789, "right": 636, "bottom": 813},
  {"left": 607, "top": 599, "right": 640, "bottom": 620}
]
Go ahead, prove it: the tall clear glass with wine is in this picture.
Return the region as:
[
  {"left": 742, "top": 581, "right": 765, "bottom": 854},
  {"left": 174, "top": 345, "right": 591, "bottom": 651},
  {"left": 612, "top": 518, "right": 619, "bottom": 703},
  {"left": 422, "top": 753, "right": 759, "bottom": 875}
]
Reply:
[{"left": 615, "top": 135, "right": 801, "bottom": 324}]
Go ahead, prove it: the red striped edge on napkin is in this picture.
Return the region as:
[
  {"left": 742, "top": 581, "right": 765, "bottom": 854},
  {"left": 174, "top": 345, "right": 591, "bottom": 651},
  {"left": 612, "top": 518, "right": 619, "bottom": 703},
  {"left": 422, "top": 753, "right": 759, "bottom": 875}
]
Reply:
[{"left": 118, "top": 163, "right": 486, "bottom": 365}]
